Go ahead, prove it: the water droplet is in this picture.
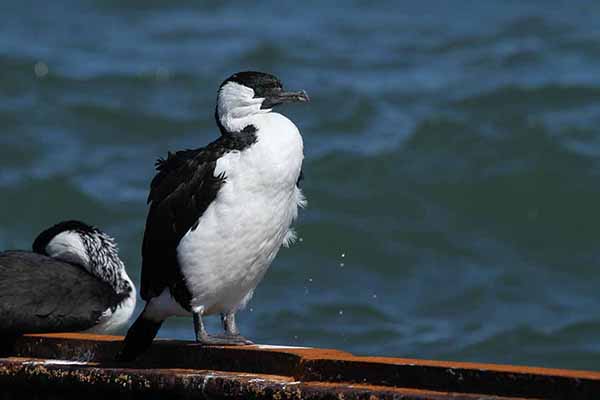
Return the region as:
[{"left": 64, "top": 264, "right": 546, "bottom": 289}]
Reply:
[
  {"left": 338, "top": 309, "right": 344, "bottom": 316},
  {"left": 339, "top": 262, "right": 345, "bottom": 267},
  {"left": 34, "top": 62, "right": 48, "bottom": 78},
  {"left": 308, "top": 278, "right": 313, "bottom": 283},
  {"left": 298, "top": 237, "right": 304, "bottom": 242},
  {"left": 372, "top": 294, "right": 377, "bottom": 299},
  {"left": 341, "top": 253, "right": 346, "bottom": 258}
]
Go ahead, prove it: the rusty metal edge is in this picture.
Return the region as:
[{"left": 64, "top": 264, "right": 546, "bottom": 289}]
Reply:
[{"left": 3, "top": 333, "right": 600, "bottom": 399}]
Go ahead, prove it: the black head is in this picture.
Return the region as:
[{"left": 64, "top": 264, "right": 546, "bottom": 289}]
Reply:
[
  {"left": 32, "top": 220, "right": 133, "bottom": 295},
  {"left": 32, "top": 220, "right": 97, "bottom": 255},
  {"left": 215, "top": 71, "right": 309, "bottom": 135},
  {"left": 221, "top": 71, "right": 309, "bottom": 109}
]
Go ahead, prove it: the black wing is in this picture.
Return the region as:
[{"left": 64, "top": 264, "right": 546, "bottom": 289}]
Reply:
[
  {"left": 140, "top": 144, "right": 226, "bottom": 302},
  {"left": 0, "top": 251, "right": 122, "bottom": 335}
]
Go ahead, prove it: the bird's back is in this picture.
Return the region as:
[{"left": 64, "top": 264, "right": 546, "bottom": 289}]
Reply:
[{"left": 0, "top": 251, "right": 123, "bottom": 335}]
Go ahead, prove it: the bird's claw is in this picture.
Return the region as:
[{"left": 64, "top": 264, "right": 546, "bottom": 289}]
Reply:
[{"left": 196, "top": 333, "right": 253, "bottom": 346}]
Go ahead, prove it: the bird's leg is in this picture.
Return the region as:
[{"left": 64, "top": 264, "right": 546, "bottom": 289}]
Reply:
[
  {"left": 192, "top": 309, "right": 252, "bottom": 346},
  {"left": 219, "top": 312, "right": 253, "bottom": 345},
  {"left": 221, "top": 311, "right": 239, "bottom": 335},
  {"left": 193, "top": 311, "right": 211, "bottom": 343}
]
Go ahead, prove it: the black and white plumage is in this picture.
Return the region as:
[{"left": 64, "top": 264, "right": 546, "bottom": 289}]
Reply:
[
  {"left": 117, "top": 71, "right": 308, "bottom": 361},
  {"left": 0, "top": 221, "right": 136, "bottom": 335}
]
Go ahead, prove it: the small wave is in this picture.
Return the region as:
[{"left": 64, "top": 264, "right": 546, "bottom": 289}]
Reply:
[
  {"left": 454, "top": 84, "right": 600, "bottom": 112},
  {"left": 236, "top": 42, "right": 294, "bottom": 69},
  {"left": 65, "top": 103, "right": 210, "bottom": 143}
]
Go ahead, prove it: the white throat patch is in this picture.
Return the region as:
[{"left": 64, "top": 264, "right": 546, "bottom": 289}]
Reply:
[
  {"left": 45, "top": 231, "right": 91, "bottom": 271},
  {"left": 217, "top": 81, "right": 268, "bottom": 132}
]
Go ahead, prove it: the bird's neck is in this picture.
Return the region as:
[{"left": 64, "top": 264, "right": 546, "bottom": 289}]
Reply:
[
  {"left": 86, "top": 248, "right": 134, "bottom": 297},
  {"left": 215, "top": 103, "right": 271, "bottom": 135}
]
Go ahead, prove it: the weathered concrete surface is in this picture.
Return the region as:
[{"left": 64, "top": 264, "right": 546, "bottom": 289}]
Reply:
[
  {"left": 0, "top": 357, "right": 531, "bottom": 400},
  {"left": 0, "top": 333, "right": 598, "bottom": 399}
]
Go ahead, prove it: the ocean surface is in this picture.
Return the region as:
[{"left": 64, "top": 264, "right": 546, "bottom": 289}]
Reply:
[{"left": 2, "top": 1, "right": 600, "bottom": 371}]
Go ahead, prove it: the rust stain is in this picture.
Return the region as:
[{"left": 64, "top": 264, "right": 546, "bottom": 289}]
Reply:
[{"left": 26, "top": 333, "right": 123, "bottom": 342}]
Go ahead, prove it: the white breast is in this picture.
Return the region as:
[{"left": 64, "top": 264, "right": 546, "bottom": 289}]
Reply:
[
  {"left": 85, "top": 278, "right": 137, "bottom": 334},
  {"left": 177, "top": 112, "right": 304, "bottom": 315}
]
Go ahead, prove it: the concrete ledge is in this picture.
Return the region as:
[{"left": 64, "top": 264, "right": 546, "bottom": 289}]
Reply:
[{"left": 0, "top": 333, "right": 599, "bottom": 399}]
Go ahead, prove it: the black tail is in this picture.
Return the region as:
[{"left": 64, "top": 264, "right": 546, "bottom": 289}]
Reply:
[{"left": 115, "top": 309, "right": 163, "bottom": 362}]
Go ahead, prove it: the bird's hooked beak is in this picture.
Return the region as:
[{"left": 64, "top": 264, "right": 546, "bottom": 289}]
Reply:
[{"left": 261, "top": 89, "right": 310, "bottom": 109}]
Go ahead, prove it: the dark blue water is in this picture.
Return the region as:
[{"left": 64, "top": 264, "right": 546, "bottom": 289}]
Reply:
[{"left": 2, "top": 1, "right": 600, "bottom": 371}]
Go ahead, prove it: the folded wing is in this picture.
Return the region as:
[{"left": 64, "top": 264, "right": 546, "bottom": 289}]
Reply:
[{"left": 0, "top": 251, "right": 123, "bottom": 334}]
